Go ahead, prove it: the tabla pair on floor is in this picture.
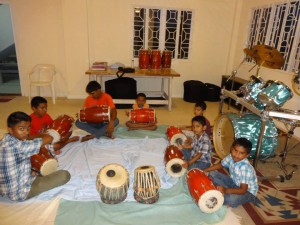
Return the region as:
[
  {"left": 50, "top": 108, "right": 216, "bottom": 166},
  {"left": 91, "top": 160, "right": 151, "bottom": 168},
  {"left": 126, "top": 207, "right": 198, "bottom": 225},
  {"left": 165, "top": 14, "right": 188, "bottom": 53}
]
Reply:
[
  {"left": 31, "top": 115, "right": 74, "bottom": 176},
  {"left": 96, "top": 164, "right": 160, "bottom": 204}
]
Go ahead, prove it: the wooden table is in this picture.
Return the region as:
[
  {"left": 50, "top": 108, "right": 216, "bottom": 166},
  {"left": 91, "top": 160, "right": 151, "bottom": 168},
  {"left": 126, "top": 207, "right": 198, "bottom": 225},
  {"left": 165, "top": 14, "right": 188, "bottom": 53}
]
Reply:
[{"left": 86, "top": 68, "right": 180, "bottom": 111}]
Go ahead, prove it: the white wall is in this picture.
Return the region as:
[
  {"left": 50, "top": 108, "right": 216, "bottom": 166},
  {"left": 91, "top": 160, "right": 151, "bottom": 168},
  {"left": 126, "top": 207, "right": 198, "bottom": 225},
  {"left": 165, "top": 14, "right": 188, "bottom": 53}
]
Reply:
[
  {"left": 7, "top": 0, "right": 239, "bottom": 98},
  {"left": 0, "top": 4, "right": 14, "bottom": 51}
]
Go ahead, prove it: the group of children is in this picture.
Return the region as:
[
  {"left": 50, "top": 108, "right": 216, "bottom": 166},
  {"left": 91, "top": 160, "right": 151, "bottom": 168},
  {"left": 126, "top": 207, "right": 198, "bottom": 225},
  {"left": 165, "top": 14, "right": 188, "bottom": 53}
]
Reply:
[{"left": 0, "top": 80, "right": 257, "bottom": 209}]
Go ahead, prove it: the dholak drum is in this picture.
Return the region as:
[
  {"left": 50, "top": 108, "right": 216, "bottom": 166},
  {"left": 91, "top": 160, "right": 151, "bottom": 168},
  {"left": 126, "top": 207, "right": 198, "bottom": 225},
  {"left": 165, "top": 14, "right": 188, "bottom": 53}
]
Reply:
[
  {"left": 164, "top": 145, "right": 186, "bottom": 178},
  {"left": 150, "top": 49, "right": 161, "bottom": 69},
  {"left": 47, "top": 115, "right": 74, "bottom": 143},
  {"left": 213, "top": 112, "right": 278, "bottom": 159},
  {"left": 139, "top": 49, "right": 150, "bottom": 69},
  {"left": 161, "top": 50, "right": 172, "bottom": 68},
  {"left": 239, "top": 75, "right": 265, "bottom": 110},
  {"left": 166, "top": 126, "right": 187, "bottom": 147},
  {"left": 186, "top": 168, "right": 224, "bottom": 213},
  {"left": 134, "top": 165, "right": 160, "bottom": 204},
  {"left": 79, "top": 105, "right": 110, "bottom": 123},
  {"left": 129, "top": 108, "right": 155, "bottom": 124},
  {"left": 31, "top": 147, "right": 58, "bottom": 176},
  {"left": 258, "top": 80, "right": 293, "bottom": 109},
  {"left": 96, "top": 163, "right": 129, "bottom": 204}
]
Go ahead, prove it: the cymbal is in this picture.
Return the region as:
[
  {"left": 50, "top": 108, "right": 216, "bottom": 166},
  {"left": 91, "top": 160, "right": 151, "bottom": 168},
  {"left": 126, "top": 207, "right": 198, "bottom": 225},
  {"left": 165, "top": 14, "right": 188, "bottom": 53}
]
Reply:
[{"left": 244, "top": 44, "right": 284, "bottom": 69}]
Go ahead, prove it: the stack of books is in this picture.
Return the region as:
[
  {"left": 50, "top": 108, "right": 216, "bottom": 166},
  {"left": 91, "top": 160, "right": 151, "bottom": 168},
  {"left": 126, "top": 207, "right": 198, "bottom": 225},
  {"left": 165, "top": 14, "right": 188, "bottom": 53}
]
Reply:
[{"left": 91, "top": 62, "right": 107, "bottom": 70}]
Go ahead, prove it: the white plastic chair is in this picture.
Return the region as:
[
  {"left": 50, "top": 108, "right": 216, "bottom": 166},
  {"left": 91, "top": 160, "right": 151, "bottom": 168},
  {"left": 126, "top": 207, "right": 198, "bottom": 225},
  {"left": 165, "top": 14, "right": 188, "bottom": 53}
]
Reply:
[{"left": 28, "top": 64, "right": 56, "bottom": 104}]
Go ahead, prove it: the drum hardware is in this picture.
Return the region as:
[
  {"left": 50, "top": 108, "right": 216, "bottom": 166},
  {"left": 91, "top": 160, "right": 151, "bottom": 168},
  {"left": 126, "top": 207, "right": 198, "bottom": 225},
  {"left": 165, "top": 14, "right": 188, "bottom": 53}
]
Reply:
[{"left": 291, "top": 69, "right": 300, "bottom": 95}]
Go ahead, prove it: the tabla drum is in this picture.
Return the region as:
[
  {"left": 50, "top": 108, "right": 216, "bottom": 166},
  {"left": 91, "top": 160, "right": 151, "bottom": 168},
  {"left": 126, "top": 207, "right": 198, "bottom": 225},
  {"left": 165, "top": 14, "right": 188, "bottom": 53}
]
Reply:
[
  {"left": 79, "top": 105, "right": 110, "bottom": 123},
  {"left": 31, "top": 147, "right": 58, "bottom": 176},
  {"left": 258, "top": 80, "right": 293, "bottom": 109},
  {"left": 139, "top": 49, "right": 150, "bottom": 69},
  {"left": 186, "top": 168, "right": 224, "bottom": 213},
  {"left": 161, "top": 50, "right": 172, "bottom": 68},
  {"left": 150, "top": 49, "right": 161, "bottom": 70},
  {"left": 129, "top": 108, "right": 155, "bottom": 124},
  {"left": 239, "top": 75, "right": 265, "bottom": 110},
  {"left": 164, "top": 145, "right": 186, "bottom": 178},
  {"left": 47, "top": 115, "right": 74, "bottom": 143},
  {"left": 166, "top": 126, "right": 187, "bottom": 147},
  {"left": 213, "top": 112, "right": 278, "bottom": 159},
  {"left": 96, "top": 163, "right": 129, "bottom": 204},
  {"left": 134, "top": 165, "right": 160, "bottom": 204}
]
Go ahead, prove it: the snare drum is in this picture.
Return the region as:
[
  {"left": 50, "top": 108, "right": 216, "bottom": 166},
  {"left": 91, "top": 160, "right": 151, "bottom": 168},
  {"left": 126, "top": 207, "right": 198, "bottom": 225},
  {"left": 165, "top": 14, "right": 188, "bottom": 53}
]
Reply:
[
  {"left": 186, "top": 168, "right": 224, "bottom": 213},
  {"left": 240, "top": 75, "right": 265, "bottom": 109},
  {"left": 129, "top": 108, "right": 155, "bottom": 124},
  {"left": 47, "top": 115, "right": 74, "bottom": 143},
  {"left": 31, "top": 147, "right": 58, "bottom": 176},
  {"left": 134, "top": 165, "right": 160, "bottom": 204},
  {"left": 258, "top": 80, "right": 293, "bottom": 109},
  {"left": 164, "top": 145, "right": 186, "bottom": 178},
  {"left": 166, "top": 126, "right": 187, "bottom": 147},
  {"left": 96, "top": 163, "right": 129, "bottom": 204},
  {"left": 213, "top": 112, "right": 278, "bottom": 159},
  {"left": 79, "top": 105, "right": 110, "bottom": 123}
]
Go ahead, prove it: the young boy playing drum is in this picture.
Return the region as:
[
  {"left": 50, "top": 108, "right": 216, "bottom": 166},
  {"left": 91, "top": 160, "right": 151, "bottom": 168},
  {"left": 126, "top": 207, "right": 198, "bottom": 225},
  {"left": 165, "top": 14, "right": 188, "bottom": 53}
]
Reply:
[
  {"left": 0, "top": 111, "right": 71, "bottom": 201},
  {"left": 30, "top": 96, "right": 80, "bottom": 154},
  {"left": 125, "top": 93, "right": 157, "bottom": 131},
  {"left": 179, "top": 115, "right": 212, "bottom": 170},
  {"left": 203, "top": 138, "right": 258, "bottom": 207}
]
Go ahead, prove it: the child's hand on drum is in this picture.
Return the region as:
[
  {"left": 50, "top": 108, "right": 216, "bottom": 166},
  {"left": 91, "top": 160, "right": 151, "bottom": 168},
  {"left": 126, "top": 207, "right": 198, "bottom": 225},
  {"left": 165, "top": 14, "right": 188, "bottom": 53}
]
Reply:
[
  {"left": 184, "top": 137, "right": 193, "bottom": 145},
  {"left": 182, "top": 161, "right": 189, "bottom": 169},
  {"left": 54, "top": 149, "right": 62, "bottom": 155},
  {"left": 216, "top": 186, "right": 225, "bottom": 194}
]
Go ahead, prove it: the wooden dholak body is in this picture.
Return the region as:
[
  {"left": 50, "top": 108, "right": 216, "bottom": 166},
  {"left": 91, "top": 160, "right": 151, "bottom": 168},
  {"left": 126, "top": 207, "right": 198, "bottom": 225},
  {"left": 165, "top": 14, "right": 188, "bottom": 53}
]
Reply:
[
  {"left": 139, "top": 49, "right": 150, "bottom": 69},
  {"left": 161, "top": 50, "right": 172, "bottom": 68},
  {"left": 150, "top": 50, "right": 161, "bottom": 69},
  {"left": 31, "top": 147, "right": 58, "bottom": 176},
  {"left": 47, "top": 115, "right": 74, "bottom": 143},
  {"left": 164, "top": 145, "right": 186, "bottom": 178},
  {"left": 166, "top": 126, "right": 187, "bottom": 147},
  {"left": 129, "top": 108, "right": 155, "bottom": 124},
  {"left": 96, "top": 163, "right": 129, "bottom": 204},
  {"left": 186, "top": 168, "right": 224, "bottom": 213},
  {"left": 134, "top": 165, "right": 160, "bottom": 204},
  {"left": 79, "top": 105, "right": 110, "bottom": 123}
]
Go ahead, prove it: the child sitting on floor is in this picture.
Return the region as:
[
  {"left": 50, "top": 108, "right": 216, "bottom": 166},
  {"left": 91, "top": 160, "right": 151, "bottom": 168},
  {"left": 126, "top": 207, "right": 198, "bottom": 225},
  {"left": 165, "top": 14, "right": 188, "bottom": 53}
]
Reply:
[
  {"left": 30, "top": 96, "right": 80, "bottom": 154},
  {"left": 125, "top": 93, "right": 157, "bottom": 131},
  {"left": 0, "top": 111, "right": 71, "bottom": 201},
  {"left": 203, "top": 138, "right": 258, "bottom": 208},
  {"left": 178, "top": 115, "right": 212, "bottom": 170}
]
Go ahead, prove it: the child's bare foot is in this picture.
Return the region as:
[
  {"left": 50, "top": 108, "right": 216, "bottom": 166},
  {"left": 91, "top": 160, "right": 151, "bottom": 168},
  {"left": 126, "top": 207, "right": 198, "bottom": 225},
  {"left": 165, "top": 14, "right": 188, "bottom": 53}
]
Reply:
[{"left": 81, "top": 134, "right": 94, "bottom": 142}]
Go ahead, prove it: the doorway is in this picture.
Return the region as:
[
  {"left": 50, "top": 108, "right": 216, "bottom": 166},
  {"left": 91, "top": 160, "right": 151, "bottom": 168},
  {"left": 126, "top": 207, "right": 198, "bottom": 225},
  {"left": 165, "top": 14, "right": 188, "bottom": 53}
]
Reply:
[{"left": 0, "top": 3, "right": 21, "bottom": 95}]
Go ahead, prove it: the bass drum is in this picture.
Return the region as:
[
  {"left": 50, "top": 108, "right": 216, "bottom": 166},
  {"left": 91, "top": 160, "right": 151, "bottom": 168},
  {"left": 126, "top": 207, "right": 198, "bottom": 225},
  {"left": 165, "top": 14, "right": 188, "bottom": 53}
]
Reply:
[{"left": 213, "top": 113, "right": 278, "bottom": 159}]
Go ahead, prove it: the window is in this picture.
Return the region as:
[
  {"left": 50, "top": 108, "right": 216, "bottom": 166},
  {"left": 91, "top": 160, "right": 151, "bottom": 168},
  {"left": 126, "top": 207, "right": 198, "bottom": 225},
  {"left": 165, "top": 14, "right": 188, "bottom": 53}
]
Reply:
[
  {"left": 246, "top": 0, "right": 300, "bottom": 71},
  {"left": 133, "top": 7, "right": 193, "bottom": 60}
]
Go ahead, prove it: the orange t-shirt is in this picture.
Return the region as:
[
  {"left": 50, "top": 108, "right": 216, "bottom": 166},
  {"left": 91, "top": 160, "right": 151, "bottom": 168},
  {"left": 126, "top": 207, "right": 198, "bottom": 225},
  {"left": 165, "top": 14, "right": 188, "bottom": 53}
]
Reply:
[
  {"left": 132, "top": 103, "right": 149, "bottom": 110},
  {"left": 30, "top": 113, "right": 53, "bottom": 135},
  {"left": 84, "top": 92, "right": 116, "bottom": 109}
]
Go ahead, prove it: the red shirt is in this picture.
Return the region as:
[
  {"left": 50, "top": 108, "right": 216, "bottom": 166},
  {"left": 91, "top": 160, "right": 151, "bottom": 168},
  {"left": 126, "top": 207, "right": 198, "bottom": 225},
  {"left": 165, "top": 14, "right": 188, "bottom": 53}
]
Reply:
[
  {"left": 30, "top": 113, "right": 53, "bottom": 135},
  {"left": 84, "top": 92, "right": 115, "bottom": 109}
]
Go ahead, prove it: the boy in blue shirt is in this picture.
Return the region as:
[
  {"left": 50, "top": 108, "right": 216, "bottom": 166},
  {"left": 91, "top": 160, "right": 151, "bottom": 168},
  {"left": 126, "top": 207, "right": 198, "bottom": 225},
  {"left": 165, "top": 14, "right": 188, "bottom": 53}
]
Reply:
[{"left": 204, "top": 138, "right": 258, "bottom": 207}]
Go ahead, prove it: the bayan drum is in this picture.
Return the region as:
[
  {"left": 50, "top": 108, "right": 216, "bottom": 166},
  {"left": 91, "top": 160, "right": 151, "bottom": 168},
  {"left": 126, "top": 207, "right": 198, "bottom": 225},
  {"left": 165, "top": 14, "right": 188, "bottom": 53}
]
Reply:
[
  {"left": 186, "top": 168, "right": 224, "bottom": 213},
  {"left": 129, "top": 108, "right": 155, "bottom": 124},
  {"left": 139, "top": 49, "right": 150, "bottom": 69},
  {"left": 47, "top": 115, "right": 74, "bottom": 143},
  {"left": 96, "top": 163, "right": 129, "bottom": 204},
  {"left": 134, "top": 165, "right": 160, "bottom": 204},
  {"left": 161, "top": 50, "right": 172, "bottom": 68},
  {"left": 79, "top": 105, "right": 110, "bottom": 123},
  {"left": 258, "top": 80, "right": 293, "bottom": 109},
  {"left": 166, "top": 126, "right": 187, "bottom": 147},
  {"left": 164, "top": 145, "right": 186, "bottom": 178},
  {"left": 239, "top": 75, "right": 265, "bottom": 110},
  {"left": 213, "top": 112, "right": 278, "bottom": 159},
  {"left": 150, "top": 49, "right": 161, "bottom": 70},
  {"left": 31, "top": 147, "right": 58, "bottom": 176}
]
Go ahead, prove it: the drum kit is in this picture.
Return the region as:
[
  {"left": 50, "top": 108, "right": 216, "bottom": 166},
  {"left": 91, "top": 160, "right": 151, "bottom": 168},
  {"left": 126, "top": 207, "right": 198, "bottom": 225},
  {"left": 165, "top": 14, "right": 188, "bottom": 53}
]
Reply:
[{"left": 217, "top": 44, "right": 299, "bottom": 182}]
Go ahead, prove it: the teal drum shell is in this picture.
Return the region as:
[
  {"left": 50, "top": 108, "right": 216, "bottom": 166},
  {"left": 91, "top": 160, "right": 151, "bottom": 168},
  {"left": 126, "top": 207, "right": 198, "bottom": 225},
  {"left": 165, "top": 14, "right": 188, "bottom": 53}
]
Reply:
[
  {"left": 258, "top": 80, "right": 293, "bottom": 109},
  {"left": 213, "top": 113, "right": 278, "bottom": 159},
  {"left": 240, "top": 75, "right": 265, "bottom": 104}
]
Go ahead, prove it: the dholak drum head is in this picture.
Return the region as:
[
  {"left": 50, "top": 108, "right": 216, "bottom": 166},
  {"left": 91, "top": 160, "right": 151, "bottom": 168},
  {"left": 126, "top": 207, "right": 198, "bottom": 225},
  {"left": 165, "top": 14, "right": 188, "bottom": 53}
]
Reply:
[
  {"left": 198, "top": 190, "right": 224, "bottom": 213},
  {"left": 46, "top": 129, "right": 61, "bottom": 144},
  {"left": 166, "top": 158, "right": 186, "bottom": 178},
  {"left": 40, "top": 159, "right": 58, "bottom": 176}
]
